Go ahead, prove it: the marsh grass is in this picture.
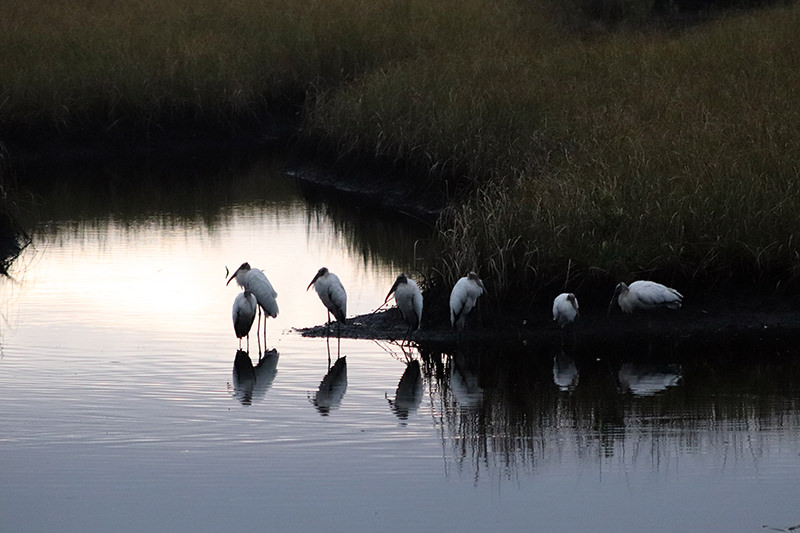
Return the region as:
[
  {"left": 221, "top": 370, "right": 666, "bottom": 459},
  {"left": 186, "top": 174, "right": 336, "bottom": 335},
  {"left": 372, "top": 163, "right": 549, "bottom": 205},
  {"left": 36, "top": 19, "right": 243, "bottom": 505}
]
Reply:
[
  {"left": 310, "top": 3, "right": 800, "bottom": 300},
  {"left": 0, "top": 0, "right": 434, "bottom": 141},
  {"left": 3, "top": 0, "right": 799, "bottom": 301}
]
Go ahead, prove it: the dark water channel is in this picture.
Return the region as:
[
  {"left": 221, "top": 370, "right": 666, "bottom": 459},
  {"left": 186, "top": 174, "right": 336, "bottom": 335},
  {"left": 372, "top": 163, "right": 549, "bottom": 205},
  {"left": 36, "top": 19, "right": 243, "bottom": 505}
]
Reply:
[{"left": 1, "top": 148, "right": 799, "bottom": 532}]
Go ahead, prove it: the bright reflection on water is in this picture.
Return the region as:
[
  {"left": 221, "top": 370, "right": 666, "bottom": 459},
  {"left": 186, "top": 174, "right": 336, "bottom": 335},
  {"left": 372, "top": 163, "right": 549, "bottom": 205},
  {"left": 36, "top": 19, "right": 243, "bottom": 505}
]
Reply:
[{"left": 2, "top": 151, "right": 800, "bottom": 532}]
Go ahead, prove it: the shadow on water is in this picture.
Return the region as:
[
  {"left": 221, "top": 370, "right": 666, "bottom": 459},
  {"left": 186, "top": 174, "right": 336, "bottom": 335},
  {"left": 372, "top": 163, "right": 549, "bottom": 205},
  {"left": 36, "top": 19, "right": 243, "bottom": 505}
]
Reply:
[
  {"left": 413, "top": 333, "right": 800, "bottom": 484},
  {"left": 230, "top": 349, "right": 279, "bottom": 406},
  {"left": 311, "top": 356, "right": 347, "bottom": 416}
]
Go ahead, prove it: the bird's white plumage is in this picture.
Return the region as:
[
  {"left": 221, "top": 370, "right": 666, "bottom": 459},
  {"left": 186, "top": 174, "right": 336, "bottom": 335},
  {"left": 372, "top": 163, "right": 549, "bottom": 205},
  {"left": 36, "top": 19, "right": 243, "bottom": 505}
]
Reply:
[
  {"left": 308, "top": 267, "right": 347, "bottom": 324},
  {"left": 552, "top": 292, "right": 579, "bottom": 327},
  {"left": 613, "top": 280, "right": 682, "bottom": 314},
  {"left": 386, "top": 274, "right": 423, "bottom": 331},
  {"left": 228, "top": 263, "right": 279, "bottom": 318},
  {"left": 232, "top": 291, "right": 257, "bottom": 344},
  {"left": 449, "top": 272, "right": 485, "bottom": 329}
]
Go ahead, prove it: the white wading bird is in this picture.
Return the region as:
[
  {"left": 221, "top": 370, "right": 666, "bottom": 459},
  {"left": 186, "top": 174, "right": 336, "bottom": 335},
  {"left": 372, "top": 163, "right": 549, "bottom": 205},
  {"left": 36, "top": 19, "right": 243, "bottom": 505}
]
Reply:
[
  {"left": 449, "top": 272, "right": 485, "bottom": 330},
  {"left": 232, "top": 290, "right": 258, "bottom": 351},
  {"left": 552, "top": 292, "right": 579, "bottom": 327},
  {"left": 385, "top": 273, "right": 423, "bottom": 336},
  {"left": 227, "top": 262, "right": 279, "bottom": 344},
  {"left": 610, "top": 280, "right": 683, "bottom": 314},
  {"left": 307, "top": 267, "right": 348, "bottom": 330}
]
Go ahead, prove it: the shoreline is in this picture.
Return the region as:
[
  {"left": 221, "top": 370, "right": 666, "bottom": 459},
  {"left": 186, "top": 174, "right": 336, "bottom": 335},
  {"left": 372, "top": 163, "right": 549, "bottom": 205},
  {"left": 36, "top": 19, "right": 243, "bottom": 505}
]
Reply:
[{"left": 296, "top": 298, "right": 800, "bottom": 350}]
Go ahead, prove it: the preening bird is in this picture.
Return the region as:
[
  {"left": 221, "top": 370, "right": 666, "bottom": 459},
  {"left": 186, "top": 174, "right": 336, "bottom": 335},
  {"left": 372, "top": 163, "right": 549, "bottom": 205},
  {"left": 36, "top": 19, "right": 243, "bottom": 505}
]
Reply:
[
  {"left": 449, "top": 272, "right": 485, "bottom": 330},
  {"left": 552, "top": 292, "right": 579, "bottom": 327},
  {"left": 227, "top": 262, "right": 279, "bottom": 343},
  {"left": 610, "top": 280, "right": 683, "bottom": 314},
  {"left": 385, "top": 273, "right": 423, "bottom": 334},
  {"left": 307, "top": 267, "right": 347, "bottom": 326},
  {"left": 232, "top": 290, "right": 257, "bottom": 351}
]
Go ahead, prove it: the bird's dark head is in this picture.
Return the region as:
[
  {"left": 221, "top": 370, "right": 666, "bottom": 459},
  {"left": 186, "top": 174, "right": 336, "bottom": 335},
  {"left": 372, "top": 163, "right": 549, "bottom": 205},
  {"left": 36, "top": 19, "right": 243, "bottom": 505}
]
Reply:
[
  {"left": 307, "top": 267, "right": 329, "bottom": 290},
  {"left": 467, "top": 271, "right": 486, "bottom": 294},
  {"left": 567, "top": 293, "right": 578, "bottom": 308},
  {"left": 385, "top": 273, "right": 408, "bottom": 302},
  {"left": 226, "top": 262, "right": 251, "bottom": 286},
  {"left": 613, "top": 282, "right": 628, "bottom": 298},
  {"left": 608, "top": 282, "right": 627, "bottom": 313}
]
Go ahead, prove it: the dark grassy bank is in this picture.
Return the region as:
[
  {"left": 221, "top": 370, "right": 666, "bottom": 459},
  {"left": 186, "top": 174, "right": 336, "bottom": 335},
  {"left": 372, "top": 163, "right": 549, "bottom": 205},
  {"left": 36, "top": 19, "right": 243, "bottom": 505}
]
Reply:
[{"left": 2, "top": 0, "right": 799, "bottom": 308}]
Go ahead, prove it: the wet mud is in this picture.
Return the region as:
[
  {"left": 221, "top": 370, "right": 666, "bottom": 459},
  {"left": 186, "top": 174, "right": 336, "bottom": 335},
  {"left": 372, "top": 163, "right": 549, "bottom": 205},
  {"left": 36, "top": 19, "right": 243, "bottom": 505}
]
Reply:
[{"left": 297, "top": 299, "right": 800, "bottom": 353}]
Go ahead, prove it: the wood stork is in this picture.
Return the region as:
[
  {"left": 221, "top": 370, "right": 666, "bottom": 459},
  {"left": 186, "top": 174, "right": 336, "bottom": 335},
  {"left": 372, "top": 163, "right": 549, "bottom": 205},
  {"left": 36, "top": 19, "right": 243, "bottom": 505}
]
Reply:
[
  {"left": 227, "top": 262, "right": 279, "bottom": 346},
  {"left": 385, "top": 273, "right": 423, "bottom": 337},
  {"left": 307, "top": 267, "right": 347, "bottom": 340},
  {"left": 449, "top": 272, "right": 485, "bottom": 330},
  {"left": 610, "top": 280, "right": 683, "bottom": 314},
  {"left": 232, "top": 290, "right": 257, "bottom": 351},
  {"left": 552, "top": 292, "right": 579, "bottom": 327}
]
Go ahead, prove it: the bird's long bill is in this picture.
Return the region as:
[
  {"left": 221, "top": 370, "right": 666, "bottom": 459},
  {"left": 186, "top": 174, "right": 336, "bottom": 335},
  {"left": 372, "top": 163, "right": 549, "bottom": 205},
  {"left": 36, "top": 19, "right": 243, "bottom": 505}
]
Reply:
[
  {"left": 384, "top": 280, "right": 400, "bottom": 304},
  {"left": 226, "top": 269, "right": 239, "bottom": 286},
  {"left": 306, "top": 272, "right": 321, "bottom": 291},
  {"left": 606, "top": 295, "right": 616, "bottom": 315}
]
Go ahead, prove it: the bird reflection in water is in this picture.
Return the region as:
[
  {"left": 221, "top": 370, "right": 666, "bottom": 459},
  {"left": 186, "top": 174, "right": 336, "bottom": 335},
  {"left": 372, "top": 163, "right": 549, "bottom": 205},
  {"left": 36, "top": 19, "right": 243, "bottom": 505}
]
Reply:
[
  {"left": 449, "top": 354, "right": 484, "bottom": 408},
  {"left": 230, "top": 349, "right": 279, "bottom": 406},
  {"left": 617, "top": 362, "right": 682, "bottom": 396},
  {"left": 311, "top": 356, "right": 347, "bottom": 416},
  {"left": 553, "top": 350, "right": 579, "bottom": 392},
  {"left": 387, "top": 359, "right": 423, "bottom": 422}
]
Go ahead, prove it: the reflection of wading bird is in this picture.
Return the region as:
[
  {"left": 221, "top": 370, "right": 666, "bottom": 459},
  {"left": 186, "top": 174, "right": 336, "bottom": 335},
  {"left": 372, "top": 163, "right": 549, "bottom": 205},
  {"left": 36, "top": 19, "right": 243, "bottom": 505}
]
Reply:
[
  {"left": 227, "top": 262, "right": 279, "bottom": 347},
  {"left": 232, "top": 290, "right": 257, "bottom": 351},
  {"left": 449, "top": 272, "right": 485, "bottom": 330},
  {"left": 387, "top": 359, "right": 423, "bottom": 422},
  {"left": 553, "top": 350, "right": 579, "bottom": 392},
  {"left": 231, "top": 348, "right": 280, "bottom": 406},
  {"left": 385, "top": 273, "right": 423, "bottom": 340},
  {"left": 617, "top": 363, "right": 682, "bottom": 396},
  {"left": 311, "top": 356, "right": 347, "bottom": 416},
  {"left": 610, "top": 281, "right": 683, "bottom": 314},
  {"left": 552, "top": 292, "right": 579, "bottom": 328}
]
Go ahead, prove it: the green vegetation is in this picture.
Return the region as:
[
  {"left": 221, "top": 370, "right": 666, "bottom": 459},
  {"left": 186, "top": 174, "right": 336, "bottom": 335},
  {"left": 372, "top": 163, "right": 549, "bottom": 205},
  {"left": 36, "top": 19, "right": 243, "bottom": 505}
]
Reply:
[{"left": 2, "top": 0, "right": 799, "bottom": 300}]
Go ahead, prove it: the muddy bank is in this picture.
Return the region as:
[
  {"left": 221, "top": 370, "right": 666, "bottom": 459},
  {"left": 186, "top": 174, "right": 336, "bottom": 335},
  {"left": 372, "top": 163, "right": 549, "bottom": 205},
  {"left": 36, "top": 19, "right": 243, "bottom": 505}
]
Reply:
[
  {"left": 297, "top": 297, "right": 800, "bottom": 352},
  {"left": 285, "top": 165, "right": 444, "bottom": 224}
]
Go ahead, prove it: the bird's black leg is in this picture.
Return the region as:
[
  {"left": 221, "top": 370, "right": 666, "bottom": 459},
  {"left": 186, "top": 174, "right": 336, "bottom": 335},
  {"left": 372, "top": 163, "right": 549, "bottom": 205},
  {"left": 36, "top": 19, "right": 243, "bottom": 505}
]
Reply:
[
  {"left": 256, "top": 307, "right": 262, "bottom": 342},
  {"left": 336, "top": 321, "right": 341, "bottom": 359},
  {"left": 326, "top": 334, "right": 332, "bottom": 369}
]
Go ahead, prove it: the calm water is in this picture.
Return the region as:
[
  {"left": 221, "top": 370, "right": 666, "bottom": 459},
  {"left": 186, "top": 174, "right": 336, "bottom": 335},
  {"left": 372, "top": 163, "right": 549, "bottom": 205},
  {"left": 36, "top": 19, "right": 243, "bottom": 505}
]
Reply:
[{"left": 2, "top": 150, "right": 800, "bottom": 532}]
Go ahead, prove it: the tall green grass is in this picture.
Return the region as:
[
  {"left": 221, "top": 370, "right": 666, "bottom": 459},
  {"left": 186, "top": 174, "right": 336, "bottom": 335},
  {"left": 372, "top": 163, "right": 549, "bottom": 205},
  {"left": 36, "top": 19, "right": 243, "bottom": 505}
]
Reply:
[
  {"left": 0, "top": 0, "right": 443, "bottom": 140},
  {"left": 306, "top": 3, "right": 800, "bottom": 299}
]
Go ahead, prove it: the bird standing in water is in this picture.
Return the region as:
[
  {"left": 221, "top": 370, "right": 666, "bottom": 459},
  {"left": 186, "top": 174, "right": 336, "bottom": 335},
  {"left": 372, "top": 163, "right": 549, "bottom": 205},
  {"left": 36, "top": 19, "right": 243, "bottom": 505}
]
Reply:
[
  {"left": 227, "top": 262, "right": 279, "bottom": 348},
  {"left": 552, "top": 292, "right": 579, "bottom": 328},
  {"left": 308, "top": 267, "right": 348, "bottom": 363},
  {"left": 610, "top": 280, "right": 683, "bottom": 314},
  {"left": 385, "top": 273, "right": 423, "bottom": 341},
  {"left": 449, "top": 272, "right": 485, "bottom": 330},
  {"left": 232, "top": 290, "right": 257, "bottom": 351}
]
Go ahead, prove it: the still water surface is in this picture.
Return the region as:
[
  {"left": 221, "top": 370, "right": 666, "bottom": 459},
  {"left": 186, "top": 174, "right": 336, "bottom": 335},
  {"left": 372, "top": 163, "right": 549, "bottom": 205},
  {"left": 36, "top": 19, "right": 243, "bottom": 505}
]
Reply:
[{"left": 2, "top": 151, "right": 800, "bottom": 532}]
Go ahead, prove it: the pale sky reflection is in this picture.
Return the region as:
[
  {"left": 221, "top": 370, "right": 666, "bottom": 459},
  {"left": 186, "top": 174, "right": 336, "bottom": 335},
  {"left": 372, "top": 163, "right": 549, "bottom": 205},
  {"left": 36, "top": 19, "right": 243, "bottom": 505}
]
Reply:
[{"left": 6, "top": 205, "right": 403, "bottom": 346}]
